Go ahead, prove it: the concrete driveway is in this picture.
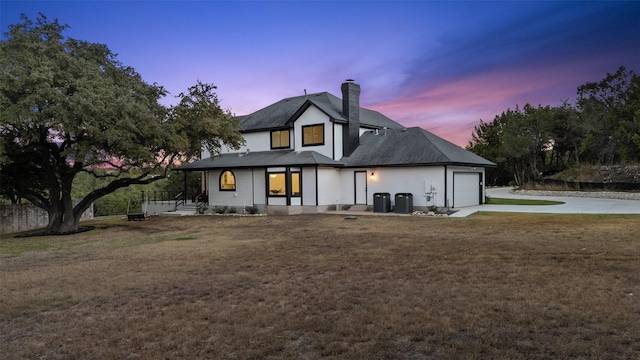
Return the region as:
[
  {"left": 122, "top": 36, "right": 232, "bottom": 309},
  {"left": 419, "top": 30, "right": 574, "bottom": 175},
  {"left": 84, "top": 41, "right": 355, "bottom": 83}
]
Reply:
[{"left": 449, "top": 187, "right": 640, "bottom": 217}]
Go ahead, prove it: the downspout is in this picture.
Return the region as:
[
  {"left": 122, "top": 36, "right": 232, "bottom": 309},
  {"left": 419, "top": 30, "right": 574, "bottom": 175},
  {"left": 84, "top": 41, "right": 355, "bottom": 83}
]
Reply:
[
  {"left": 315, "top": 167, "right": 319, "bottom": 206},
  {"left": 480, "top": 171, "right": 485, "bottom": 204}
]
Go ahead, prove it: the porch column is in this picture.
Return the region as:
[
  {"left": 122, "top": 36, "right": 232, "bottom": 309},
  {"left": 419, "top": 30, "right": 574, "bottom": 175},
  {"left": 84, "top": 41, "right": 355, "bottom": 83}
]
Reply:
[
  {"left": 183, "top": 171, "right": 187, "bottom": 203},
  {"left": 285, "top": 166, "right": 292, "bottom": 206}
]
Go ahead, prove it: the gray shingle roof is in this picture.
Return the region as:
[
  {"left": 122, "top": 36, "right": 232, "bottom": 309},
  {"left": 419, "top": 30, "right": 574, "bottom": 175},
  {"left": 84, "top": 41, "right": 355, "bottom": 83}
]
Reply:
[
  {"left": 178, "top": 127, "right": 494, "bottom": 170},
  {"left": 176, "top": 150, "right": 344, "bottom": 171},
  {"left": 238, "top": 92, "right": 403, "bottom": 132},
  {"left": 342, "top": 127, "right": 496, "bottom": 167}
]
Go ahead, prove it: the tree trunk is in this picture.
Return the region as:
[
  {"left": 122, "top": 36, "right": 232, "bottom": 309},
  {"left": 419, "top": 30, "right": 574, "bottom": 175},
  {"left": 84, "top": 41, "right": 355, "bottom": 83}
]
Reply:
[
  {"left": 46, "top": 206, "right": 80, "bottom": 234},
  {"left": 47, "top": 207, "right": 64, "bottom": 232},
  {"left": 41, "top": 170, "right": 166, "bottom": 234},
  {"left": 46, "top": 171, "right": 82, "bottom": 234}
]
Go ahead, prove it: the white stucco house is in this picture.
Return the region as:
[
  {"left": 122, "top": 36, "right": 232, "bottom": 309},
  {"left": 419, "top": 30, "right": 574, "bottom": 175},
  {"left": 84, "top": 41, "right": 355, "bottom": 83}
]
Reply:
[{"left": 177, "top": 80, "right": 495, "bottom": 215}]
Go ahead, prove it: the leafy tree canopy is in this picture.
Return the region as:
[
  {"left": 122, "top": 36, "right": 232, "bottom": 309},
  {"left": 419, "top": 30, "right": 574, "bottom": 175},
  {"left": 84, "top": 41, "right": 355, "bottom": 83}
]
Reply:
[
  {"left": 0, "top": 14, "right": 244, "bottom": 233},
  {"left": 577, "top": 66, "right": 640, "bottom": 163},
  {"left": 467, "top": 66, "right": 639, "bottom": 186}
]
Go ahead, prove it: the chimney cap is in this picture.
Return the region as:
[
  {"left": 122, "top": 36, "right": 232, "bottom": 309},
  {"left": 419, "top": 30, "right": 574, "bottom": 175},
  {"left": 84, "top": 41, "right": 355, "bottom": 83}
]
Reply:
[{"left": 345, "top": 79, "right": 355, "bottom": 83}]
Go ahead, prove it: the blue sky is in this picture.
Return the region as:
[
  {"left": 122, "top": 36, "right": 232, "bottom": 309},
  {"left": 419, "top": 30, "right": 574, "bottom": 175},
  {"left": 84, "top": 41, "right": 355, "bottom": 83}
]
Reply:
[{"left": 2, "top": 1, "right": 639, "bottom": 146}]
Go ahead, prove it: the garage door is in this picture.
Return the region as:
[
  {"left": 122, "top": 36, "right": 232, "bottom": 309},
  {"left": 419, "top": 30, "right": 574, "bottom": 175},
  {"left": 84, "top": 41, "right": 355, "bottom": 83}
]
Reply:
[{"left": 453, "top": 173, "right": 481, "bottom": 208}]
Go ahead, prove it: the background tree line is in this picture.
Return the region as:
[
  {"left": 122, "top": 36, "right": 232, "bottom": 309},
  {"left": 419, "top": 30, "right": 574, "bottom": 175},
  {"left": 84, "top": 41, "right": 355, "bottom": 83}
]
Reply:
[{"left": 467, "top": 66, "right": 640, "bottom": 186}]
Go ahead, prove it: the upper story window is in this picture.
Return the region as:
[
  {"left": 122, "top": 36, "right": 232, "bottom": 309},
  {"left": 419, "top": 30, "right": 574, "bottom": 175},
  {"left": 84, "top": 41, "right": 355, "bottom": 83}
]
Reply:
[
  {"left": 219, "top": 170, "right": 236, "bottom": 191},
  {"left": 271, "top": 129, "right": 290, "bottom": 149},
  {"left": 302, "top": 124, "right": 324, "bottom": 146}
]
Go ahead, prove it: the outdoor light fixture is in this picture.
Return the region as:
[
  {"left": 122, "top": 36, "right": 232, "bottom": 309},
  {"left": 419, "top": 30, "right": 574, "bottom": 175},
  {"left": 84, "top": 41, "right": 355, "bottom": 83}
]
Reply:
[{"left": 370, "top": 171, "right": 375, "bottom": 180}]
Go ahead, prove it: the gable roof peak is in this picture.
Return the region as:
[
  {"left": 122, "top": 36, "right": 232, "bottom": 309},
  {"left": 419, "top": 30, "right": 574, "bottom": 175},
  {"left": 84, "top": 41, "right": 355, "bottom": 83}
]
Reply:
[{"left": 238, "top": 86, "right": 404, "bottom": 132}]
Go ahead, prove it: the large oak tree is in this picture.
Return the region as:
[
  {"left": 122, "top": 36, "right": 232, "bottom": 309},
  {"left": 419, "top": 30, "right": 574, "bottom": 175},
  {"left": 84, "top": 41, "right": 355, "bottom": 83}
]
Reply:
[{"left": 0, "top": 15, "right": 243, "bottom": 233}]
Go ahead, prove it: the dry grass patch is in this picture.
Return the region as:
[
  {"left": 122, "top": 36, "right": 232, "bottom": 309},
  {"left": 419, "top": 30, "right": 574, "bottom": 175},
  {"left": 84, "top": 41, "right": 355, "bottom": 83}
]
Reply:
[{"left": 2, "top": 213, "right": 640, "bottom": 359}]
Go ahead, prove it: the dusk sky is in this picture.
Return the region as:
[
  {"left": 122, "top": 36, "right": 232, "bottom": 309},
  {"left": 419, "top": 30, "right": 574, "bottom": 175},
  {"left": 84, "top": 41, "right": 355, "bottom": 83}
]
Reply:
[{"left": 2, "top": 1, "right": 639, "bottom": 146}]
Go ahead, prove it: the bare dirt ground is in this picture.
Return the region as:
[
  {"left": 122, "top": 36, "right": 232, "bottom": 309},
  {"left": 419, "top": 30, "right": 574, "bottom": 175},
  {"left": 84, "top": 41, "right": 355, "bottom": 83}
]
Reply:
[{"left": 2, "top": 213, "right": 640, "bottom": 359}]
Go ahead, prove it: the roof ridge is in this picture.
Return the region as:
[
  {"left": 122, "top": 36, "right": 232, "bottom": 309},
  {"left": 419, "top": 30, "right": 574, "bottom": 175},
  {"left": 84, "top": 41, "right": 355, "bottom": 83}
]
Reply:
[{"left": 282, "top": 91, "right": 332, "bottom": 101}]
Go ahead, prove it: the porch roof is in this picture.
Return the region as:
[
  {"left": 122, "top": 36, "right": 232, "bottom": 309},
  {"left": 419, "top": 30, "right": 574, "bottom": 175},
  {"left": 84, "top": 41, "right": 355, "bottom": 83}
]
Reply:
[{"left": 175, "top": 150, "right": 344, "bottom": 171}]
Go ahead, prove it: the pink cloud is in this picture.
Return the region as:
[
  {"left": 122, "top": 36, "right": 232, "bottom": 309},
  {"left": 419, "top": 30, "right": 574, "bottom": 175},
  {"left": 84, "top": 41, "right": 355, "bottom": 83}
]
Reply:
[{"left": 366, "top": 60, "right": 610, "bottom": 146}]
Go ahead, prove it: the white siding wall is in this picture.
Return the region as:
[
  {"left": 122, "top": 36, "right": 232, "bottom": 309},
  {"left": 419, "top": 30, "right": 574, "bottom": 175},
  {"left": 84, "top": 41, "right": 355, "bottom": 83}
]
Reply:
[
  {"left": 253, "top": 168, "right": 266, "bottom": 205},
  {"left": 208, "top": 169, "right": 254, "bottom": 207},
  {"left": 333, "top": 123, "right": 343, "bottom": 160},
  {"left": 205, "top": 106, "right": 344, "bottom": 159},
  {"left": 269, "top": 197, "right": 287, "bottom": 206},
  {"left": 340, "top": 167, "right": 446, "bottom": 207},
  {"left": 204, "top": 165, "right": 486, "bottom": 210},
  {"left": 302, "top": 167, "right": 317, "bottom": 206},
  {"left": 202, "top": 132, "right": 272, "bottom": 159},
  {"left": 339, "top": 169, "right": 359, "bottom": 205},
  {"left": 227, "top": 132, "right": 271, "bottom": 154},
  {"left": 293, "top": 106, "right": 333, "bottom": 159},
  {"left": 317, "top": 168, "right": 342, "bottom": 206}
]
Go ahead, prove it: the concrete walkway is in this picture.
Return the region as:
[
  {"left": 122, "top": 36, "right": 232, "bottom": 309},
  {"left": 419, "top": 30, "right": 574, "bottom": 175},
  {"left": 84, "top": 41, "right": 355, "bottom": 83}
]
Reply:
[{"left": 449, "top": 187, "right": 640, "bottom": 217}]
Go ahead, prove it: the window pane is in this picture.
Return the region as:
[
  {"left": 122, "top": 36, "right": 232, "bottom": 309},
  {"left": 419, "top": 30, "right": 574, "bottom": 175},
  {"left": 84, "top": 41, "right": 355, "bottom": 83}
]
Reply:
[
  {"left": 303, "top": 124, "right": 323, "bottom": 146},
  {"left": 271, "top": 130, "right": 290, "bottom": 149},
  {"left": 291, "top": 172, "right": 300, "bottom": 196},
  {"left": 303, "top": 127, "right": 314, "bottom": 145},
  {"left": 313, "top": 126, "right": 323, "bottom": 144},
  {"left": 271, "top": 131, "right": 280, "bottom": 148},
  {"left": 280, "top": 130, "right": 290, "bottom": 148},
  {"left": 220, "top": 170, "right": 236, "bottom": 190},
  {"left": 268, "top": 173, "right": 285, "bottom": 196}
]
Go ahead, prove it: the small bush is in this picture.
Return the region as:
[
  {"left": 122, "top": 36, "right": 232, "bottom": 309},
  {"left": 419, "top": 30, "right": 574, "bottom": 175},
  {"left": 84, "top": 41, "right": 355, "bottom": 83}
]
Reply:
[
  {"left": 214, "top": 206, "right": 228, "bottom": 214},
  {"left": 245, "top": 206, "right": 259, "bottom": 215},
  {"left": 228, "top": 207, "right": 238, "bottom": 214}
]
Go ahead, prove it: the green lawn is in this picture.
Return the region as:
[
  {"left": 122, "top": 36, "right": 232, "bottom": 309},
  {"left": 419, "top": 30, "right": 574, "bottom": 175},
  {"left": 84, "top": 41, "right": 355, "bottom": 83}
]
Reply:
[{"left": 486, "top": 197, "right": 564, "bottom": 205}]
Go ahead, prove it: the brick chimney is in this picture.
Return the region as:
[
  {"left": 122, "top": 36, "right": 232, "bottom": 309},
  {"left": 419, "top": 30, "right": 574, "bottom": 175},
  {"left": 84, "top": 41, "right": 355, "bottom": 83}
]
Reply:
[{"left": 342, "top": 79, "right": 361, "bottom": 157}]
